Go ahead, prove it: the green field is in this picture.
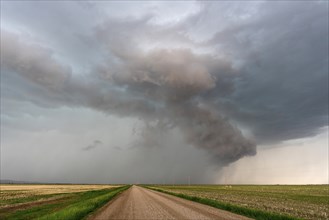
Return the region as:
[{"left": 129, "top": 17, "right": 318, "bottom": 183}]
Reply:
[
  {"left": 147, "top": 185, "right": 329, "bottom": 220},
  {"left": 0, "top": 184, "right": 130, "bottom": 220},
  {"left": 2, "top": 184, "right": 327, "bottom": 219}
]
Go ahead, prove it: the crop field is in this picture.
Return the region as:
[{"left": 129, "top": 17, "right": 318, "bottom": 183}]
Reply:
[
  {"left": 149, "top": 185, "right": 329, "bottom": 220},
  {"left": 0, "top": 184, "right": 129, "bottom": 220}
]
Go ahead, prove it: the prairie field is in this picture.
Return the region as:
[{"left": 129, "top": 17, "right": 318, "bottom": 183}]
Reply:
[
  {"left": 1, "top": 184, "right": 116, "bottom": 195},
  {"left": 0, "top": 184, "right": 128, "bottom": 220},
  {"left": 149, "top": 185, "right": 329, "bottom": 220}
]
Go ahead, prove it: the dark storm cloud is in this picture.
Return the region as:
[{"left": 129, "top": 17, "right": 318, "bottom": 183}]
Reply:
[
  {"left": 1, "top": 31, "right": 71, "bottom": 89},
  {"left": 94, "top": 16, "right": 257, "bottom": 163},
  {"left": 1, "top": 26, "right": 256, "bottom": 165},
  {"left": 1, "top": 0, "right": 327, "bottom": 169},
  {"left": 1, "top": 30, "right": 155, "bottom": 116},
  {"left": 202, "top": 1, "right": 328, "bottom": 143}
]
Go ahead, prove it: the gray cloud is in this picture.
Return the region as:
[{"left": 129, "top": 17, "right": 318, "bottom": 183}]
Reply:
[
  {"left": 1, "top": 26, "right": 256, "bottom": 166},
  {"left": 1, "top": 31, "right": 71, "bottom": 89},
  {"left": 202, "top": 1, "right": 328, "bottom": 143},
  {"left": 94, "top": 17, "right": 256, "bottom": 164},
  {"left": 1, "top": 1, "right": 327, "bottom": 183},
  {"left": 82, "top": 140, "right": 102, "bottom": 151}
]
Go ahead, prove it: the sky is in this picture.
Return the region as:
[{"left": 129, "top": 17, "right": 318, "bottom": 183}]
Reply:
[{"left": 0, "top": 1, "right": 328, "bottom": 184}]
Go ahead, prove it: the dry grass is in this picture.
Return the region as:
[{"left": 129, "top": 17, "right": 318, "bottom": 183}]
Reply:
[
  {"left": 151, "top": 185, "right": 329, "bottom": 220},
  {"left": 0, "top": 185, "right": 129, "bottom": 220},
  {"left": 0, "top": 184, "right": 117, "bottom": 208},
  {"left": 0, "top": 184, "right": 115, "bottom": 194}
]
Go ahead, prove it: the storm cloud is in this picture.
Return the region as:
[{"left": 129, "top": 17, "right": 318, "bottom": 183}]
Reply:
[
  {"left": 1, "top": 28, "right": 256, "bottom": 165},
  {"left": 1, "top": 1, "right": 327, "bottom": 183},
  {"left": 203, "top": 1, "right": 329, "bottom": 143}
]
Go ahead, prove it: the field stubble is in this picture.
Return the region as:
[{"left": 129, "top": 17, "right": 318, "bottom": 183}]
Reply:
[
  {"left": 0, "top": 184, "right": 123, "bottom": 220},
  {"left": 150, "top": 185, "right": 328, "bottom": 220}
]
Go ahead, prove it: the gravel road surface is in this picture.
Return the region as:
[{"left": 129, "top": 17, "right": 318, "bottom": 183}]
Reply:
[{"left": 89, "top": 185, "right": 252, "bottom": 220}]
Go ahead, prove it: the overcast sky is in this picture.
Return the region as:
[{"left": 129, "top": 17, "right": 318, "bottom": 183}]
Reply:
[{"left": 1, "top": 1, "right": 328, "bottom": 184}]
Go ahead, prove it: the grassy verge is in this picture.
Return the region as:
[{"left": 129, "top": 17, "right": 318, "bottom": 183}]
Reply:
[
  {"left": 1, "top": 185, "right": 130, "bottom": 220},
  {"left": 2, "top": 200, "right": 74, "bottom": 220},
  {"left": 38, "top": 185, "right": 130, "bottom": 220},
  {"left": 144, "top": 186, "right": 300, "bottom": 220}
]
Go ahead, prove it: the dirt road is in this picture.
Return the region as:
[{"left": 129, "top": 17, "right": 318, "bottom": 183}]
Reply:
[{"left": 89, "top": 185, "right": 252, "bottom": 220}]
